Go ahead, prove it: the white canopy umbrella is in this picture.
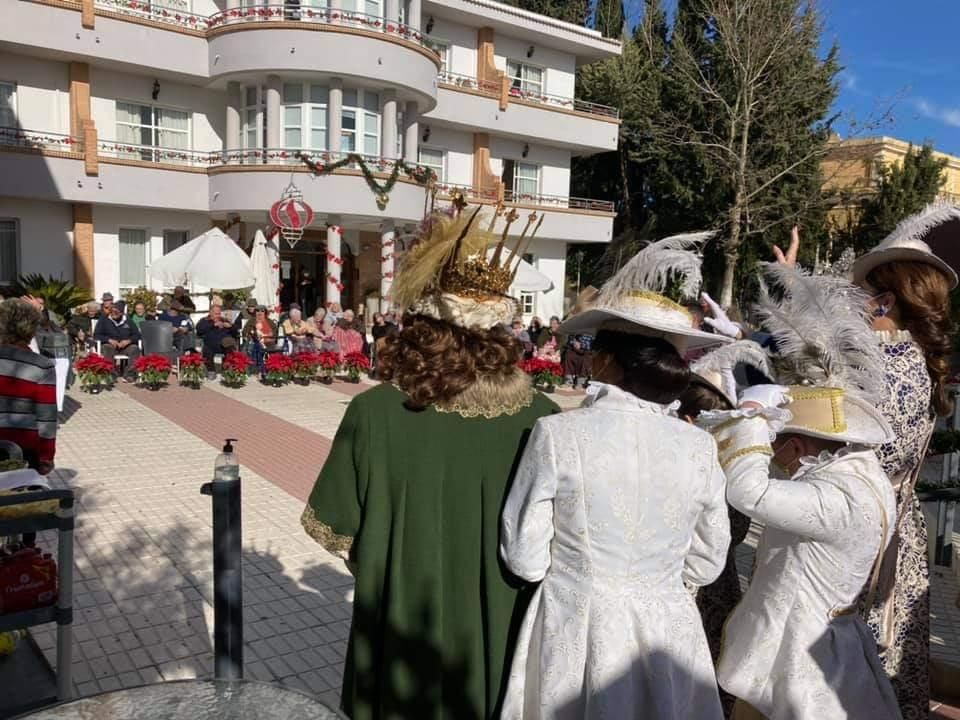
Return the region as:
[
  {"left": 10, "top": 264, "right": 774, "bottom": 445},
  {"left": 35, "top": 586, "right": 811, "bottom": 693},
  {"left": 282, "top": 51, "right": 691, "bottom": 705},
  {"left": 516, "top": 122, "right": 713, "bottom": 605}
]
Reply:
[
  {"left": 250, "top": 229, "right": 280, "bottom": 311},
  {"left": 148, "top": 227, "right": 255, "bottom": 289},
  {"left": 485, "top": 249, "right": 554, "bottom": 292}
]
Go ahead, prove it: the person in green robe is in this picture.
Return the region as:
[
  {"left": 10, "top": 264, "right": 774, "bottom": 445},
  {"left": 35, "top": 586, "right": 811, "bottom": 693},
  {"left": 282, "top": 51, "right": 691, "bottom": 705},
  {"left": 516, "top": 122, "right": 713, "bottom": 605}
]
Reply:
[{"left": 302, "top": 202, "right": 558, "bottom": 720}]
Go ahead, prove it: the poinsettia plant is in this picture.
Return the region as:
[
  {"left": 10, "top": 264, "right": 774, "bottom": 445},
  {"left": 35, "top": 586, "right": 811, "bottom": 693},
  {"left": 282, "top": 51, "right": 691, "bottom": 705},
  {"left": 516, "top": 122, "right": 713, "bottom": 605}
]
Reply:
[
  {"left": 178, "top": 352, "right": 205, "bottom": 387},
  {"left": 316, "top": 351, "right": 340, "bottom": 381},
  {"left": 291, "top": 352, "right": 320, "bottom": 383},
  {"left": 221, "top": 351, "right": 252, "bottom": 387},
  {"left": 342, "top": 352, "right": 371, "bottom": 382},
  {"left": 75, "top": 353, "right": 114, "bottom": 390},
  {"left": 134, "top": 354, "right": 173, "bottom": 388},
  {"left": 520, "top": 357, "right": 564, "bottom": 389},
  {"left": 264, "top": 353, "right": 295, "bottom": 385}
]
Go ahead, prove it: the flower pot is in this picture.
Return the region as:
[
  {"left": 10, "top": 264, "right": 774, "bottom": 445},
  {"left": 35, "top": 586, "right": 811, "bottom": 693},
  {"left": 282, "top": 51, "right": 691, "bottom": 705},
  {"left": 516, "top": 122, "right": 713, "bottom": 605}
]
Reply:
[
  {"left": 539, "top": 384, "right": 556, "bottom": 394},
  {"left": 320, "top": 376, "right": 333, "bottom": 385},
  {"left": 88, "top": 385, "right": 101, "bottom": 395},
  {"left": 348, "top": 376, "right": 361, "bottom": 384}
]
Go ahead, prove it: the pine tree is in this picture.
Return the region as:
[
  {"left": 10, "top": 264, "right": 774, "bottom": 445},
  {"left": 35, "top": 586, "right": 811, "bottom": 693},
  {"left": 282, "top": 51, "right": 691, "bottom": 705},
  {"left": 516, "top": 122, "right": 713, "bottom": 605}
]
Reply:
[
  {"left": 848, "top": 144, "right": 947, "bottom": 252},
  {"left": 590, "top": 0, "right": 626, "bottom": 37},
  {"left": 499, "top": 0, "right": 590, "bottom": 26}
]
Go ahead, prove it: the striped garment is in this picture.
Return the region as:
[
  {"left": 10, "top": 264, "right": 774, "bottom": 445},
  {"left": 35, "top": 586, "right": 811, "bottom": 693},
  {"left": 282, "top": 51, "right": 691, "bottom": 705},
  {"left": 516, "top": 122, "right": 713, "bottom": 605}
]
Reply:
[{"left": 0, "top": 345, "right": 57, "bottom": 471}]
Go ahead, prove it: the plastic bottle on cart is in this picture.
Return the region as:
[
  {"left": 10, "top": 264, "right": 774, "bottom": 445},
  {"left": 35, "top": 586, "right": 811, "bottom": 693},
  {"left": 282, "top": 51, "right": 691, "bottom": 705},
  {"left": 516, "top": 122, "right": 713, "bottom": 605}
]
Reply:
[{"left": 214, "top": 439, "right": 239, "bottom": 483}]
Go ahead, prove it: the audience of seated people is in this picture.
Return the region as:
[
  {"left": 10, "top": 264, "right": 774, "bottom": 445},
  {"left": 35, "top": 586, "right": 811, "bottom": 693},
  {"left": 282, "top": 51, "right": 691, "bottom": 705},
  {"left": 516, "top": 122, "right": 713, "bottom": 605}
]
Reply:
[
  {"left": 243, "top": 305, "right": 279, "bottom": 376},
  {"left": 196, "top": 304, "right": 240, "bottom": 373},
  {"left": 94, "top": 300, "right": 141, "bottom": 380}
]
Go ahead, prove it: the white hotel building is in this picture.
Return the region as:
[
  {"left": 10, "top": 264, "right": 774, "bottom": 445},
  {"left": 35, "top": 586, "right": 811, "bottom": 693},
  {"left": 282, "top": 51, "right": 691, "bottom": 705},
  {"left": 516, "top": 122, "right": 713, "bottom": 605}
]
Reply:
[{"left": 0, "top": 0, "right": 619, "bottom": 320}]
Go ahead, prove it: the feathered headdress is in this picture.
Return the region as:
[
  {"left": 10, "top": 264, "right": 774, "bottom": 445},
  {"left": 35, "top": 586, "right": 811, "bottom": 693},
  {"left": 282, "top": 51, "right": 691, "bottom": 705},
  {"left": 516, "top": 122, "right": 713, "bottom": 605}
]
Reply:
[
  {"left": 752, "top": 263, "right": 893, "bottom": 445},
  {"left": 690, "top": 340, "right": 772, "bottom": 408},
  {"left": 852, "top": 200, "right": 959, "bottom": 289},
  {"left": 560, "top": 231, "right": 731, "bottom": 351},
  {"left": 392, "top": 198, "right": 544, "bottom": 330}
]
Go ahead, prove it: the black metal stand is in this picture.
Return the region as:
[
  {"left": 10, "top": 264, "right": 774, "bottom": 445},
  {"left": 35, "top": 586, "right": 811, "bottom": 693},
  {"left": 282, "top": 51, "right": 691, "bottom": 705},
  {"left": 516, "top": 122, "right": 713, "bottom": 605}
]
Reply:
[{"left": 200, "top": 476, "right": 243, "bottom": 680}]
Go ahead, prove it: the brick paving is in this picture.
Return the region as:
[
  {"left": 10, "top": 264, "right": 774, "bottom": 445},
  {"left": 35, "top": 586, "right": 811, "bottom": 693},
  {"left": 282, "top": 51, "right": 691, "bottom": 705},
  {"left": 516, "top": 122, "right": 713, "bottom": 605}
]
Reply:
[{"left": 10, "top": 378, "right": 958, "bottom": 717}]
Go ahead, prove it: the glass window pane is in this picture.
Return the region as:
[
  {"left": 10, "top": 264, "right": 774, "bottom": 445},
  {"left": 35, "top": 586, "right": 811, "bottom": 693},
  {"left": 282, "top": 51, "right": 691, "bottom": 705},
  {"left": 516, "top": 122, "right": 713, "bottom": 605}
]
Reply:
[
  {"left": 0, "top": 220, "right": 18, "bottom": 284},
  {"left": 156, "top": 130, "right": 187, "bottom": 149},
  {"left": 507, "top": 60, "right": 519, "bottom": 77},
  {"left": 163, "top": 230, "right": 188, "bottom": 255},
  {"left": 342, "top": 110, "right": 356, "bottom": 131},
  {"left": 245, "top": 87, "right": 258, "bottom": 106},
  {"left": 285, "top": 128, "right": 302, "bottom": 147},
  {"left": 310, "top": 129, "right": 326, "bottom": 149},
  {"left": 309, "top": 85, "right": 328, "bottom": 104},
  {"left": 364, "top": 0, "right": 379, "bottom": 17},
  {"left": 158, "top": 108, "right": 189, "bottom": 131},
  {"left": 419, "top": 148, "right": 442, "bottom": 166},
  {"left": 363, "top": 134, "right": 378, "bottom": 156},
  {"left": 119, "top": 228, "right": 147, "bottom": 288},
  {"left": 0, "top": 84, "right": 15, "bottom": 127},
  {"left": 284, "top": 106, "right": 302, "bottom": 125},
  {"left": 343, "top": 89, "right": 358, "bottom": 107},
  {"left": 363, "top": 92, "right": 379, "bottom": 112},
  {"left": 310, "top": 107, "right": 327, "bottom": 129},
  {"left": 340, "top": 133, "right": 355, "bottom": 152},
  {"left": 283, "top": 83, "right": 303, "bottom": 104}
]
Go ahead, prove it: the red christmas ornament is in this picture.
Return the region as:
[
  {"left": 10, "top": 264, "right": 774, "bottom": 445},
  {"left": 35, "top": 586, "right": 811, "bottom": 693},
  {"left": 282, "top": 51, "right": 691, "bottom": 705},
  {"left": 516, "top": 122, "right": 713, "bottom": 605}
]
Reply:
[{"left": 269, "top": 182, "right": 314, "bottom": 250}]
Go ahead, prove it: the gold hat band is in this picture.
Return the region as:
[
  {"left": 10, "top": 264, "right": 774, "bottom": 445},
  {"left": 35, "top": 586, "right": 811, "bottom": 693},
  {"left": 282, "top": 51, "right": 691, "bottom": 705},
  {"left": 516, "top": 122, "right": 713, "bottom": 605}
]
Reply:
[
  {"left": 788, "top": 386, "right": 847, "bottom": 435},
  {"left": 623, "top": 290, "right": 694, "bottom": 326}
]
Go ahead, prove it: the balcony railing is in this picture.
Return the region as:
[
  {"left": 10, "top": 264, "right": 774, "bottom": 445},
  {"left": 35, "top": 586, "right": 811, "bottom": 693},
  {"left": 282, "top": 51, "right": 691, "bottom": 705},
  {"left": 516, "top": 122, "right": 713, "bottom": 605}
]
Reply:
[
  {"left": 93, "top": 0, "right": 209, "bottom": 29},
  {"left": 0, "top": 126, "right": 82, "bottom": 153},
  {"left": 434, "top": 183, "right": 615, "bottom": 213},
  {"left": 436, "top": 71, "right": 619, "bottom": 120},
  {"left": 97, "top": 139, "right": 213, "bottom": 165},
  {"left": 207, "top": 6, "right": 424, "bottom": 43}
]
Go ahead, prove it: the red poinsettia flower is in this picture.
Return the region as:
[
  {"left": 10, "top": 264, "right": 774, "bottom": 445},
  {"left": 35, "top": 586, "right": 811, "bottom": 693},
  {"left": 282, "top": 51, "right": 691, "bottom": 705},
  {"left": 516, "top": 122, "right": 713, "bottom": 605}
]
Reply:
[
  {"left": 223, "top": 351, "right": 253, "bottom": 372},
  {"left": 343, "top": 352, "right": 371, "bottom": 371}
]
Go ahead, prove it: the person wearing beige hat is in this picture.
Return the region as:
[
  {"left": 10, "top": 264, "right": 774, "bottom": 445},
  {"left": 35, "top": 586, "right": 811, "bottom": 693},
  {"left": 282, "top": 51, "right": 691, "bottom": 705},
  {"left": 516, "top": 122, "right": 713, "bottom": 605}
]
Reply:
[{"left": 851, "top": 201, "right": 960, "bottom": 719}]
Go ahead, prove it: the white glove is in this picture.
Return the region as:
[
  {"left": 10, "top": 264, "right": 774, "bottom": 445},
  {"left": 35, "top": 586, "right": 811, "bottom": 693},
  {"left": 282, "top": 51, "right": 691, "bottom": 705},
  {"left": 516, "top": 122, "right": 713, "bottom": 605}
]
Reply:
[
  {"left": 700, "top": 292, "right": 742, "bottom": 339},
  {"left": 738, "top": 384, "right": 792, "bottom": 410}
]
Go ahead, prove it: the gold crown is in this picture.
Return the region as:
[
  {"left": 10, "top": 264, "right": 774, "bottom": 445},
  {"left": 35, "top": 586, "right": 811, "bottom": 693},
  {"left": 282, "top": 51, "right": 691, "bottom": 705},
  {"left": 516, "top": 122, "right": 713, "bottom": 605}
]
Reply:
[{"left": 438, "top": 198, "right": 544, "bottom": 299}]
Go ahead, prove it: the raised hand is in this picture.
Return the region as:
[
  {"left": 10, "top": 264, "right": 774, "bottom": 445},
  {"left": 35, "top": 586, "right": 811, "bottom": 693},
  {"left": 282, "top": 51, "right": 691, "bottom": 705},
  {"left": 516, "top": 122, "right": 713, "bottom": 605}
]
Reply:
[
  {"left": 700, "top": 292, "right": 742, "bottom": 339},
  {"left": 773, "top": 225, "right": 800, "bottom": 267}
]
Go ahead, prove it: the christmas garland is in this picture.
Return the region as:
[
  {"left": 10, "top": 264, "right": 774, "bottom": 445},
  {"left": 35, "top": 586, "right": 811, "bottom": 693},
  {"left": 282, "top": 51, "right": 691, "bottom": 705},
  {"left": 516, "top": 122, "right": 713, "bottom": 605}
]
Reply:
[{"left": 299, "top": 152, "right": 435, "bottom": 210}]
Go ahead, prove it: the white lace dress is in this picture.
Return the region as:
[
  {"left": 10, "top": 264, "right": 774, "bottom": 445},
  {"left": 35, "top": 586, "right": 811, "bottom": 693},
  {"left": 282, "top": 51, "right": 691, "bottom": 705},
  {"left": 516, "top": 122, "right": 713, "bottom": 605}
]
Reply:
[
  {"left": 499, "top": 383, "right": 730, "bottom": 720},
  {"left": 711, "top": 416, "right": 901, "bottom": 720}
]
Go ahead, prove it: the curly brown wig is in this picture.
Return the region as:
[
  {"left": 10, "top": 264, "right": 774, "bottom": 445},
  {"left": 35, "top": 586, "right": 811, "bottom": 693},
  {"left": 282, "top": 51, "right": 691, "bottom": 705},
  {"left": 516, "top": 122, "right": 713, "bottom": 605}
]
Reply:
[
  {"left": 867, "top": 260, "right": 956, "bottom": 417},
  {"left": 378, "top": 314, "right": 523, "bottom": 410}
]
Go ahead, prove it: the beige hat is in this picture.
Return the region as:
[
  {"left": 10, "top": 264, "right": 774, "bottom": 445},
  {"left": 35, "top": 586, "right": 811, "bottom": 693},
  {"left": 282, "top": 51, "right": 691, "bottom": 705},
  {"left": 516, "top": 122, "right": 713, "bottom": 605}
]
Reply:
[{"left": 852, "top": 201, "right": 959, "bottom": 290}]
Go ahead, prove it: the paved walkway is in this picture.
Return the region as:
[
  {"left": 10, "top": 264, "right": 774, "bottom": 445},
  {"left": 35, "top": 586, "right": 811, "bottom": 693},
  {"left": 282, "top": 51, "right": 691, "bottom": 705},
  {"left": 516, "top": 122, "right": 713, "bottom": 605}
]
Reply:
[{"left": 16, "top": 377, "right": 960, "bottom": 717}]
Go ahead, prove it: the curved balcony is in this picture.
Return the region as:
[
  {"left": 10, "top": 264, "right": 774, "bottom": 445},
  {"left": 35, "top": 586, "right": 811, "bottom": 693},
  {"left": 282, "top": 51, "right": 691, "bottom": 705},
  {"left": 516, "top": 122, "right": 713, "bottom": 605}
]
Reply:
[
  {"left": 206, "top": 8, "right": 437, "bottom": 108},
  {"left": 208, "top": 149, "right": 430, "bottom": 223}
]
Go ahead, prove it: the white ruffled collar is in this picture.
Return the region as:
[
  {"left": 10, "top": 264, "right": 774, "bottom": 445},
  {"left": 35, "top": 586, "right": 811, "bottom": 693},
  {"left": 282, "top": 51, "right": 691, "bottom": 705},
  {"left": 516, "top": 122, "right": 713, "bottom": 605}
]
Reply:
[
  {"left": 582, "top": 382, "right": 680, "bottom": 416},
  {"left": 874, "top": 328, "right": 912, "bottom": 345}
]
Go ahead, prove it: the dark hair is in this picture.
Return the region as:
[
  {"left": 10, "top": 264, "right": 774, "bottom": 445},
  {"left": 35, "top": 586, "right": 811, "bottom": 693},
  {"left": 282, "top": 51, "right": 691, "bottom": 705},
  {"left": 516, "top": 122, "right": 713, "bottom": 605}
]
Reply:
[
  {"left": 593, "top": 330, "right": 691, "bottom": 404},
  {"left": 379, "top": 314, "right": 522, "bottom": 410},
  {"left": 677, "top": 378, "right": 731, "bottom": 419},
  {"left": 867, "top": 261, "right": 956, "bottom": 417}
]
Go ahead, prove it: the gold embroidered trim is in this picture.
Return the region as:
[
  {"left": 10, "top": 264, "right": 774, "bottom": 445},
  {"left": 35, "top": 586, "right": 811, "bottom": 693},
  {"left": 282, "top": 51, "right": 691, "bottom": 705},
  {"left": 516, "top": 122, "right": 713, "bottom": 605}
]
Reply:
[
  {"left": 301, "top": 506, "right": 353, "bottom": 556},
  {"left": 720, "top": 445, "right": 773, "bottom": 470},
  {"left": 624, "top": 290, "right": 693, "bottom": 323},
  {"left": 716, "top": 437, "right": 733, "bottom": 453},
  {"left": 435, "top": 369, "right": 535, "bottom": 419},
  {"left": 788, "top": 385, "right": 847, "bottom": 434}
]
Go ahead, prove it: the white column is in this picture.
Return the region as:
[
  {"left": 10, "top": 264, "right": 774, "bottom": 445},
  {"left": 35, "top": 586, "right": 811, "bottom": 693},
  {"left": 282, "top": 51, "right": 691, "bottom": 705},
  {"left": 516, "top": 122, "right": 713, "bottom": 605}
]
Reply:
[
  {"left": 226, "top": 82, "right": 241, "bottom": 152},
  {"left": 385, "top": 0, "right": 399, "bottom": 23},
  {"left": 265, "top": 75, "right": 282, "bottom": 150},
  {"left": 402, "top": 100, "right": 418, "bottom": 163},
  {"left": 382, "top": 89, "right": 398, "bottom": 160},
  {"left": 328, "top": 78, "right": 343, "bottom": 155},
  {"left": 380, "top": 220, "right": 395, "bottom": 313},
  {"left": 408, "top": 0, "right": 421, "bottom": 29},
  {"left": 326, "top": 217, "right": 344, "bottom": 307}
]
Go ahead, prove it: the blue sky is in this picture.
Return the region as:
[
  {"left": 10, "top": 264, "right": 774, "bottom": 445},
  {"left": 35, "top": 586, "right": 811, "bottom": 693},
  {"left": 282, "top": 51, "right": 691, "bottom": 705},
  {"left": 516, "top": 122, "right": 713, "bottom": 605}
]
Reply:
[{"left": 626, "top": 0, "right": 960, "bottom": 156}]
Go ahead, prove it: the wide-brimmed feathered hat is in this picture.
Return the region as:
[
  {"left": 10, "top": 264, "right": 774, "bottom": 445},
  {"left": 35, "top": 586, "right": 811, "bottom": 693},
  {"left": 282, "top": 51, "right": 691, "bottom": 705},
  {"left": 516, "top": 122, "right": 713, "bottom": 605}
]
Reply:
[
  {"left": 852, "top": 200, "right": 959, "bottom": 290},
  {"left": 559, "top": 232, "right": 732, "bottom": 352},
  {"left": 755, "top": 264, "right": 893, "bottom": 446}
]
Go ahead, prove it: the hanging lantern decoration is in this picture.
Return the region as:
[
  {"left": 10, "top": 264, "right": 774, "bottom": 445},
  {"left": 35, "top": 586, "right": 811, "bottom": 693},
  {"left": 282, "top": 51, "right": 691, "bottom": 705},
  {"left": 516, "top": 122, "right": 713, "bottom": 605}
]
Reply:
[{"left": 269, "top": 181, "right": 314, "bottom": 250}]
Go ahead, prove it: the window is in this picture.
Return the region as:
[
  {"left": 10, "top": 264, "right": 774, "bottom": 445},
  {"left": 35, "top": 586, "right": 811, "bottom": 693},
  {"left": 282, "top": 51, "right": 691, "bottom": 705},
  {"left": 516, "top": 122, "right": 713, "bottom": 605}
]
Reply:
[
  {"left": 519, "top": 292, "right": 535, "bottom": 316},
  {"left": 283, "top": 83, "right": 328, "bottom": 151},
  {"left": 501, "top": 159, "right": 540, "bottom": 199},
  {"left": 116, "top": 102, "right": 190, "bottom": 162},
  {"left": 341, "top": 89, "right": 380, "bottom": 156},
  {"left": 242, "top": 85, "right": 264, "bottom": 152},
  {"left": 0, "top": 219, "right": 19, "bottom": 285},
  {"left": 0, "top": 83, "right": 16, "bottom": 128},
  {"left": 418, "top": 147, "right": 445, "bottom": 183},
  {"left": 119, "top": 228, "right": 148, "bottom": 289},
  {"left": 433, "top": 42, "right": 449, "bottom": 74},
  {"left": 506, "top": 60, "right": 544, "bottom": 97},
  {"left": 163, "top": 229, "right": 188, "bottom": 255}
]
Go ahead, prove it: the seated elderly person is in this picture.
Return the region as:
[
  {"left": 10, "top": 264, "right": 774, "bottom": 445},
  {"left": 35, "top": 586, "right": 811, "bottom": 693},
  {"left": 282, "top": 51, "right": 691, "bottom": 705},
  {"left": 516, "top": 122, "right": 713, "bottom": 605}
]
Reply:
[
  {"left": 305, "top": 307, "right": 327, "bottom": 348},
  {"left": 332, "top": 310, "right": 364, "bottom": 360},
  {"left": 196, "top": 304, "right": 241, "bottom": 371},
  {"left": 243, "top": 306, "right": 279, "bottom": 376},
  {"left": 94, "top": 300, "right": 141, "bottom": 380},
  {"left": 172, "top": 286, "right": 196, "bottom": 313},
  {"left": 67, "top": 301, "right": 100, "bottom": 354},
  {"left": 157, "top": 300, "right": 196, "bottom": 352},
  {"left": 282, "top": 307, "right": 313, "bottom": 354}
]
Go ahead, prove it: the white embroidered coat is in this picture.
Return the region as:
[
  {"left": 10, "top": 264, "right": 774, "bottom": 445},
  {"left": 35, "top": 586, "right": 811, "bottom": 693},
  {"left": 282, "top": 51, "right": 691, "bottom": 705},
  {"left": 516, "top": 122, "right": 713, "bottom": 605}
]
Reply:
[
  {"left": 712, "top": 416, "right": 902, "bottom": 720},
  {"left": 500, "top": 383, "right": 730, "bottom": 720}
]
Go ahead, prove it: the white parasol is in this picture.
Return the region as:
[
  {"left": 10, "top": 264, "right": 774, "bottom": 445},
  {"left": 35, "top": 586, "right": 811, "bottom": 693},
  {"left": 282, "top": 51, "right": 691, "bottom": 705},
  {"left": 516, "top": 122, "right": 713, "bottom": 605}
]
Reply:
[
  {"left": 148, "top": 227, "right": 255, "bottom": 289},
  {"left": 250, "top": 229, "right": 281, "bottom": 311},
  {"left": 485, "top": 249, "right": 554, "bottom": 292}
]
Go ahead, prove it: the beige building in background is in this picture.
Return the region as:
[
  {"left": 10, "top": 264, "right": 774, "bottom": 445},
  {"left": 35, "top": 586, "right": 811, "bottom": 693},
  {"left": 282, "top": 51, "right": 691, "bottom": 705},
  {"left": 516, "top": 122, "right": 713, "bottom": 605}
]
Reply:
[{"left": 822, "top": 135, "right": 960, "bottom": 231}]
